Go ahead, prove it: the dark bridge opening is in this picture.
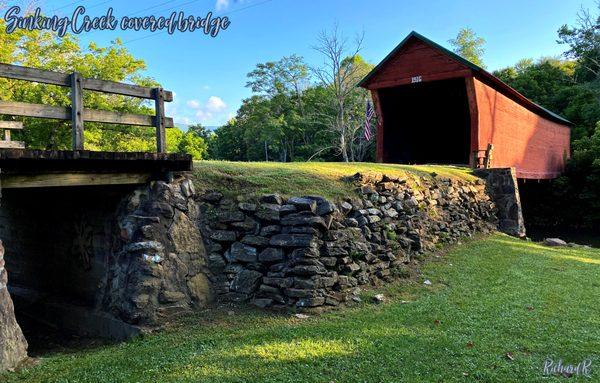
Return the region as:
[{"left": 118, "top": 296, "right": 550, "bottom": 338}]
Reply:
[
  {"left": 379, "top": 77, "right": 472, "bottom": 165},
  {"left": 0, "top": 185, "right": 136, "bottom": 352}
]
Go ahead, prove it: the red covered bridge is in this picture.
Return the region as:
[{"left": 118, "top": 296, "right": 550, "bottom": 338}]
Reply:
[{"left": 359, "top": 31, "right": 571, "bottom": 179}]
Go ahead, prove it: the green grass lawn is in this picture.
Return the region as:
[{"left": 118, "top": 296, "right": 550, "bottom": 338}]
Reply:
[
  {"left": 3, "top": 233, "right": 599, "bottom": 382},
  {"left": 191, "top": 161, "right": 476, "bottom": 199}
]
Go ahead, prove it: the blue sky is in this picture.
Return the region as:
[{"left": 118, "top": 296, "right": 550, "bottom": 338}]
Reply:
[{"left": 13, "top": 0, "right": 598, "bottom": 127}]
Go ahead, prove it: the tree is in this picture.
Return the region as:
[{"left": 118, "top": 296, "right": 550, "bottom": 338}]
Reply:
[
  {"left": 0, "top": 14, "right": 202, "bottom": 158},
  {"left": 338, "top": 55, "right": 374, "bottom": 162},
  {"left": 313, "top": 24, "right": 366, "bottom": 162},
  {"left": 449, "top": 28, "right": 486, "bottom": 67},
  {"left": 177, "top": 131, "right": 208, "bottom": 160},
  {"left": 557, "top": 3, "right": 600, "bottom": 83},
  {"left": 187, "top": 123, "right": 213, "bottom": 141},
  {"left": 246, "top": 55, "right": 309, "bottom": 100},
  {"left": 212, "top": 119, "right": 246, "bottom": 161},
  {"left": 245, "top": 55, "right": 310, "bottom": 161}
]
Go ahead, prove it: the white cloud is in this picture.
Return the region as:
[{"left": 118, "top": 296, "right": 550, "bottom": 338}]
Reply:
[
  {"left": 195, "top": 110, "right": 212, "bottom": 120},
  {"left": 205, "top": 96, "right": 227, "bottom": 113},
  {"left": 182, "top": 95, "right": 229, "bottom": 124},
  {"left": 186, "top": 99, "right": 201, "bottom": 109},
  {"left": 215, "top": 0, "right": 229, "bottom": 11},
  {"left": 177, "top": 116, "right": 192, "bottom": 125}
]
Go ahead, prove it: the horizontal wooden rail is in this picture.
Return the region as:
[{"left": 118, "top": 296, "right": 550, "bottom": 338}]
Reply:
[
  {"left": 0, "top": 121, "right": 23, "bottom": 129},
  {"left": 0, "top": 120, "right": 24, "bottom": 149},
  {"left": 0, "top": 100, "right": 174, "bottom": 128},
  {"left": 0, "top": 63, "right": 173, "bottom": 101},
  {"left": 0, "top": 62, "right": 175, "bottom": 152}
]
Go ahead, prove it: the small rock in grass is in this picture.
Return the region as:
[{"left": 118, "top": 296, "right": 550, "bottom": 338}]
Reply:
[
  {"left": 351, "top": 296, "right": 362, "bottom": 303},
  {"left": 423, "top": 279, "right": 432, "bottom": 286},
  {"left": 294, "top": 313, "right": 310, "bottom": 319},
  {"left": 543, "top": 238, "right": 568, "bottom": 247},
  {"left": 373, "top": 294, "right": 385, "bottom": 304}
]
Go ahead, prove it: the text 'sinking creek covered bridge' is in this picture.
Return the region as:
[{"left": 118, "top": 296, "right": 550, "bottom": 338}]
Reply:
[{"left": 359, "top": 31, "right": 572, "bottom": 179}]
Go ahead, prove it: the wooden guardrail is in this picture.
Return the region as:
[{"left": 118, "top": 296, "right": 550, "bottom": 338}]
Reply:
[
  {"left": 0, "top": 63, "right": 174, "bottom": 152},
  {"left": 0, "top": 121, "right": 24, "bottom": 149}
]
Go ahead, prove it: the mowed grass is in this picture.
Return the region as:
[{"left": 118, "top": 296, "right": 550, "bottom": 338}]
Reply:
[
  {"left": 3, "top": 234, "right": 600, "bottom": 382},
  {"left": 191, "top": 161, "right": 476, "bottom": 199}
]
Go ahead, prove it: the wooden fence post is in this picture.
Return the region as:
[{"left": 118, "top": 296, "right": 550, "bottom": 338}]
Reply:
[
  {"left": 484, "top": 143, "right": 494, "bottom": 169},
  {"left": 70, "top": 72, "right": 84, "bottom": 150},
  {"left": 154, "top": 87, "right": 166, "bottom": 153}
]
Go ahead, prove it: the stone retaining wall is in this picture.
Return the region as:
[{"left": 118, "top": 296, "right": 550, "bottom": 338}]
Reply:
[
  {"left": 0, "top": 170, "right": 501, "bottom": 372},
  {"left": 474, "top": 168, "right": 525, "bottom": 237},
  {"left": 198, "top": 172, "right": 497, "bottom": 309},
  {"left": 105, "top": 176, "right": 210, "bottom": 326}
]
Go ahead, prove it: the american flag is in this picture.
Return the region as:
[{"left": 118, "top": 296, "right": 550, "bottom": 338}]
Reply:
[{"left": 364, "top": 100, "right": 374, "bottom": 141}]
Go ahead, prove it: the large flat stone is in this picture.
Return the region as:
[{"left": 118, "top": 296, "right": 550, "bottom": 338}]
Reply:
[
  {"left": 269, "top": 234, "right": 318, "bottom": 248},
  {"left": 0, "top": 240, "right": 28, "bottom": 371}
]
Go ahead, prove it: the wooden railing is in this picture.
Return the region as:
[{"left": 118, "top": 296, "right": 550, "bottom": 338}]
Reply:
[{"left": 0, "top": 63, "right": 174, "bottom": 152}]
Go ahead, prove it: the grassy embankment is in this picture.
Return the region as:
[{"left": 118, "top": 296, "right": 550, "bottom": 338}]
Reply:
[
  {"left": 3, "top": 234, "right": 599, "bottom": 382},
  {"left": 191, "top": 161, "right": 476, "bottom": 199}
]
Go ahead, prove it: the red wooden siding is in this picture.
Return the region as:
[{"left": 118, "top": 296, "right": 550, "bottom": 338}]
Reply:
[
  {"left": 472, "top": 77, "right": 570, "bottom": 179},
  {"left": 364, "top": 38, "right": 470, "bottom": 89}
]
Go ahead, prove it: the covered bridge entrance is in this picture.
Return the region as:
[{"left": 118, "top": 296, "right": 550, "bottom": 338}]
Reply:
[{"left": 359, "top": 31, "right": 572, "bottom": 180}]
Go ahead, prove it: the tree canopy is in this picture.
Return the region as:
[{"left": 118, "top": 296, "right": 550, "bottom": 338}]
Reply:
[
  {"left": 0, "top": 18, "right": 207, "bottom": 158},
  {"left": 449, "top": 27, "right": 486, "bottom": 67}
]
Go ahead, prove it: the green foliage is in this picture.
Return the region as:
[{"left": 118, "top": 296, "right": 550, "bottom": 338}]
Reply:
[
  {"left": 246, "top": 54, "right": 309, "bottom": 98},
  {"left": 384, "top": 224, "right": 397, "bottom": 241},
  {"left": 562, "top": 123, "right": 600, "bottom": 224},
  {"left": 168, "top": 128, "right": 208, "bottom": 160},
  {"left": 209, "top": 45, "right": 375, "bottom": 162},
  {"left": 0, "top": 18, "right": 205, "bottom": 158},
  {"left": 187, "top": 123, "right": 213, "bottom": 141},
  {"left": 5, "top": 234, "right": 600, "bottom": 382},
  {"left": 448, "top": 27, "right": 486, "bottom": 67},
  {"left": 526, "top": 124, "right": 600, "bottom": 229},
  {"left": 557, "top": 4, "right": 600, "bottom": 83}
]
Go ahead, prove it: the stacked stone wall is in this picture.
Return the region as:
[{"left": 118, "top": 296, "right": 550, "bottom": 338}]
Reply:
[{"left": 198, "top": 173, "right": 497, "bottom": 309}]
